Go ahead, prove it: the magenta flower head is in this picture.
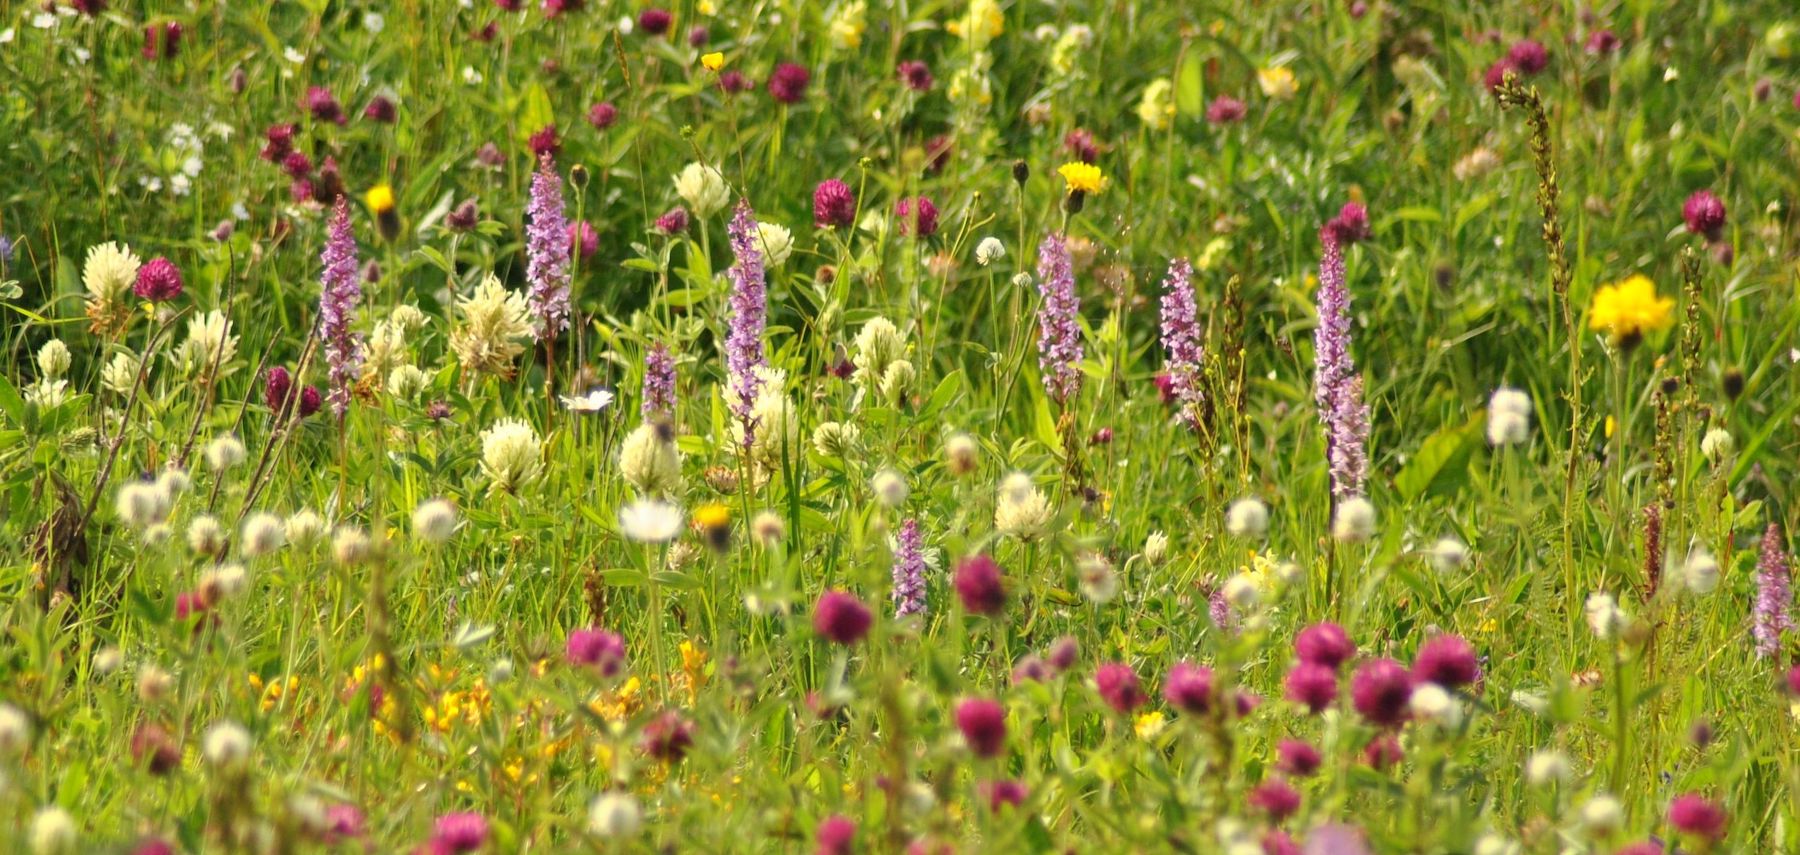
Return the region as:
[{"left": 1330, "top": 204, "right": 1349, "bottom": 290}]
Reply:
[
  {"left": 1585, "top": 29, "right": 1621, "bottom": 54},
  {"left": 265, "top": 367, "right": 294, "bottom": 413},
  {"left": 142, "top": 22, "right": 182, "bottom": 60},
  {"left": 1047, "top": 636, "right": 1081, "bottom": 672},
  {"left": 431, "top": 813, "right": 490, "bottom": 853},
  {"left": 688, "top": 26, "right": 709, "bottom": 48},
  {"left": 569, "top": 220, "right": 599, "bottom": 260},
  {"left": 637, "top": 8, "right": 672, "bottom": 35},
  {"left": 953, "top": 554, "right": 1006, "bottom": 616},
  {"left": 1363, "top": 732, "right": 1403, "bottom": 768},
  {"left": 898, "top": 60, "right": 933, "bottom": 92},
  {"left": 720, "top": 70, "right": 752, "bottom": 94},
  {"left": 1412, "top": 634, "right": 1480, "bottom": 689},
  {"left": 1095, "top": 662, "right": 1146, "bottom": 714},
  {"left": 281, "top": 150, "right": 313, "bottom": 180},
  {"left": 654, "top": 206, "right": 690, "bottom": 236},
  {"left": 1787, "top": 665, "right": 1800, "bottom": 696},
  {"left": 1162, "top": 662, "right": 1215, "bottom": 716},
  {"left": 1063, "top": 128, "right": 1098, "bottom": 164},
  {"left": 1284, "top": 662, "right": 1339, "bottom": 714},
  {"left": 260, "top": 123, "right": 297, "bottom": 162},
  {"left": 640, "top": 709, "right": 695, "bottom": 763},
  {"left": 363, "top": 95, "right": 397, "bottom": 123},
  {"left": 134, "top": 256, "right": 184, "bottom": 302},
  {"left": 1482, "top": 59, "right": 1517, "bottom": 93},
  {"left": 1295, "top": 622, "right": 1356, "bottom": 670},
  {"left": 813, "top": 179, "right": 857, "bottom": 229},
  {"left": 768, "top": 62, "right": 811, "bottom": 104},
  {"left": 1350, "top": 658, "right": 1414, "bottom": 727},
  {"left": 131, "top": 838, "right": 176, "bottom": 855},
  {"left": 565, "top": 628, "right": 626, "bottom": 676},
  {"left": 1261, "top": 830, "right": 1300, "bottom": 855},
  {"left": 1276, "top": 739, "right": 1322, "bottom": 777},
  {"left": 528, "top": 124, "right": 561, "bottom": 158},
  {"left": 303, "top": 86, "right": 346, "bottom": 125},
  {"left": 1507, "top": 39, "right": 1550, "bottom": 74},
  {"left": 324, "top": 803, "right": 368, "bottom": 843},
  {"left": 1325, "top": 202, "right": 1371, "bottom": 245},
  {"left": 955, "top": 697, "right": 1008, "bottom": 758},
  {"left": 895, "top": 196, "right": 939, "bottom": 237},
  {"left": 1682, "top": 189, "right": 1727, "bottom": 239},
  {"left": 813, "top": 590, "right": 873, "bottom": 645},
  {"left": 1248, "top": 778, "right": 1301, "bottom": 822},
  {"left": 587, "top": 101, "right": 618, "bottom": 130},
  {"left": 1614, "top": 843, "right": 1665, "bottom": 855},
  {"left": 1205, "top": 95, "right": 1247, "bottom": 124},
  {"left": 814, "top": 815, "right": 856, "bottom": 855},
  {"left": 1668, "top": 793, "right": 1728, "bottom": 841},
  {"left": 980, "top": 779, "right": 1029, "bottom": 813}
]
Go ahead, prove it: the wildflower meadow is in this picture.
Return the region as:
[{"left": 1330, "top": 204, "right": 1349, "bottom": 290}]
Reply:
[{"left": 6, "top": 1, "right": 1800, "bottom": 853}]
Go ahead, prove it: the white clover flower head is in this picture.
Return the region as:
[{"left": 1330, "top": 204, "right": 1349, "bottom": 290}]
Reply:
[
  {"left": 1471, "top": 833, "right": 1520, "bottom": 855},
  {"left": 974, "top": 236, "right": 1006, "bottom": 266},
  {"left": 673, "top": 162, "right": 729, "bottom": 217},
  {"left": 202, "top": 720, "right": 252, "bottom": 769},
  {"left": 995, "top": 473, "right": 1054, "bottom": 540},
  {"left": 204, "top": 435, "right": 247, "bottom": 472},
  {"left": 101, "top": 352, "right": 142, "bottom": 395},
  {"left": 93, "top": 646, "right": 123, "bottom": 675},
  {"left": 83, "top": 241, "right": 142, "bottom": 303},
  {"left": 755, "top": 221, "right": 794, "bottom": 267},
  {"left": 240, "top": 512, "right": 286, "bottom": 557},
  {"left": 1224, "top": 497, "right": 1269, "bottom": 538},
  {"left": 411, "top": 498, "right": 458, "bottom": 545},
  {"left": 480, "top": 418, "right": 544, "bottom": 497},
  {"left": 284, "top": 510, "right": 325, "bottom": 545},
  {"left": 136, "top": 664, "right": 173, "bottom": 703},
  {"left": 852, "top": 317, "right": 907, "bottom": 390},
  {"left": 28, "top": 806, "right": 76, "bottom": 855},
  {"left": 1142, "top": 531, "right": 1169, "bottom": 566},
  {"left": 1429, "top": 537, "right": 1470, "bottom": 573},
  {"left": 872, "top": 468, "right": 910, "bottom": 508},
  {"left": 198, "top": 563, "right": 248, "bottom": 603},
  {"left": 620, "top": 500, "right": 683, "bottom": 543},
  {"left": 1078, "top": 553, "right": 1119, "bottom": 604},
  {"left": 186, "top": 514, "right": 227, "bottom": 557},
  {"left": 1408, "top": 683, "right": 1462, "bottom": 728},
  {"left": 1486, "top": 386, "right": 1532, "bottom": 446},
  {"left": 812, "top": 421, "right": 861, "bottom": 457},
  {"left": 588, "top": 792, "right": 643, "bottom": 838},
  {"left": 1221, "top": 572, "right": 1261, "bottom": 612},
  {"left": 1585, "top": 591, "right": 1627, "bottom": 639},
  {"left": 387, "top": 364, "right": 430, "bottom": 400},
  {"left": 115, "top": 480, "right": 171, "bottom": 529},
  {"left": 175, "top": 310, "right": 240, "bottom": 376},
  {"left": 331, "top": 527, "right": 374, "bottom": 566},
  {"left": 1524, "top": 749, "right": 1571, "bottom": 786},
  {"left": 619, "top": 422, "right": 682, "bottom": 497},
  {"left": 36, "top": 339, "right": 70, "bottom": 379},
  {"left": 1331, "top": 496, "right": 1377, "bottom": 542},
  {"left": 1700, "top": 428, "right": 1734, "bottom": 465},
  {"left": 451, "top": 275, "right": 534, "bottom": 378},
  {"left": 1579, "top": 794, "right": 1625, "bottom": 837},
  {"left": 1680, "top": 543, "right": 1720, "bottom": 595},
  {"left": 751, "top": 510, "right": 786, "bottom": 546},
  {"left": 944, "top": 432, "right": 978, "bottom": 476},
  {"left": 0, "top": 703, "right": 31, "bottom": 755}
]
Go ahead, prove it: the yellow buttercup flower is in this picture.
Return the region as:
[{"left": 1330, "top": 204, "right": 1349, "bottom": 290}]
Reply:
[
  {"left": 1257, "top": 66, "right": 1299, "bottom": 100},
  {"left": 1134, "top": 711, "right": 1167, "bottom": 740},
  {"left": 1588, "top": 274, "right": 1674, "bottom": 345},
  {"left": 701, "top": 52, "right": 725, "bottom": 72},
  {"left": 364, "top": 183, "right": 395, "bottom": 215},
  {"left": 1057, "top": 162, "right": 1106, "bottom": 195}
]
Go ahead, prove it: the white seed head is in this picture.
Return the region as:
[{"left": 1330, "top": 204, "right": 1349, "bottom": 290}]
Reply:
[
  {"left": 331, "top": 527, "right": 373, "bottom": 566},
  {"left": 240, "top": 512, "right": 286, "bottom": 557},
  {"left": 1428, "top": 537, "right": 1470, "bottom": 573},
  {"left": 1579, "top": 794, "right": 1625, "bottom": 837},
  {"left": 944, "top": 432, "right": 978, "bottom": 476},
  {"left": 186, "top": 514, "right": 227, "bottom": 557},
  {"left": 202, "top": 720, "right": 252, "bottom": 769},
  {"left": 28, "top": 806, "right": 77, "bottom": 855},
  {"left": 872, "top": 468, "right": 910, "bottom": 508},
  {"left": 411, "top": 498, "right": 458, "bottom": 545},
  {"left": 751, "top": 510, "right": 786, "bottom": 547},
  {"left": 284, "top": 510, "right": 325, "bottom": 545},
  {"left": 587, "top": 792, "right": 643, "bottom": 838},
  {"left": 1224, "top": 498, "right": 1269, "bottom": 538},
  {"left": 1524, "top": 750, "right": 1571, "bottom": 786},
  {"left": 1331, "top": 497, "right": 1377, "bottom": 542},
  {"left": 0, "top": 703, "right": 31, "bottom": 754},
  {"left": 204, "top": 435, "right": 247, "bottom": 472}
]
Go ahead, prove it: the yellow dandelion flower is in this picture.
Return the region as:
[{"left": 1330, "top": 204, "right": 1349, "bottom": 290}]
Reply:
[
  {"left": 701, "top": 52, "right": 725, "bottom": 72},
  {"left": 1134, "top": 711, "right": 1167, "bottom": 740},
  {"left": 364, "top": 184, "right": 395, "bottom": 215},
  {"left": 1057, "top": 162, "right": 1106, "bottom": 196},
  {"left": 1587, "top": 274, "right": 1674, "bottom": 345},
  {"left": 1257, "top": 66, "right": 1299, "bottom": 100}
]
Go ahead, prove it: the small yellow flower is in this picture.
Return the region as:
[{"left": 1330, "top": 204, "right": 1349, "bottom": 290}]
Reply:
[
  {"left": 1588, "top": 274, "right": 1674, "bottom": 345},
  {"left": 1257, "top": 66, "right": 1299, "bottom": 100},
  {"left": 1134, "top": 711, "right": 1167, "bottom": 740},
  {"left": 1057, "top": 161, "right": 1106, "bottom": 196},
  {"left": 701, "top": 52, "right": 725, "bottom": 72},
  {"left": 364, "top": 183, "right": 395, "bottom": 215},
  {"left": 697, "top": 0, "right": 715, "bottom": 14},
  {"left": 692, "top": 503, "right": 731, "bottom": 551}
]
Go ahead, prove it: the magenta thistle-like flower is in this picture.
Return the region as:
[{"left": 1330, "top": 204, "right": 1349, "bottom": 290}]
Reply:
[
  {"left": 1205, "top": 95, "right": 1247, "bottom": 124},
  {"left": 813, "top": 179, "right": 856, "bottom": 228},
  {"left": 895, "top": 196, "right": 938, "bottom": 237},
  {"left": 1284, "top": 662, "right": 1338, "bottom": 714},
  {"left": 953, "top": 554, "right": 1005, "bottom": 616},
  {"left": 812, "top": 590, "right": 872, "bottom": 645},
  {"left": 1163, "top": 662, "right": 1215, "bottom": 715},
  {"left": 134, "top": 256, "right": 184, "bottom": 302},
  {"left": 955, "top": 697, "right": 1008, "bottom": 758},
  {"left": 1313, "top": 229, "right": 1370, "bottom": 497},
  {"left": 898, "top": 60, "right": 933, "bottom": 91},
  {"left": 304, "top": 86, "right": 345, "bottom": 125},
  {"left": 587, "top": 101, "right": 619, "bottom": 129},
  {"left": 318, "top": 197, "right": 363, "bottom": 418},
  {"left": 1158, "top": 257, "right": 1204, "bottom": 428},
  {"left": 1668, "top": 793, "right": 1728, "bottom": 841},
  {"left": 642, "top": 343, "right": 677, "bottom": 420},
  {"left": 1034, "top": 233, "right": 1084, "bottom": 406},
  {"left": 725, "top": 200, "right": 769, "bottom": 448},
  {"left": 1412, "top": 634, "right": 1481, "bottom": 689},
  {"left": 1350, "top": 657, "right": 1413, "bottom": 727},
  {"left": 815, "top": 815, "right": 856, "bottom": 855},
  {"left": 640, "top": 709, "right": 694, "bottom": 763},
  {"left": 1248, "top": 778, "right": 1301, "bottom": 821},
  {"left": 1276, "top": 739, "right": 1321, "bottom": 777},
  {"left": 655, "top": 206, "right": 690, "bottom": 235},
  {"left": 1683, "top": 189, "right": 1727, "bottom": 239},
  {"left": 1755, "top": 524, "right": 1793, "bottom": 658},
  {"left": 768, "top": 62, "right": 811, "bottom": 103},
  {"left": 1295, "top": 621, "right": 1356, "bottom": 670},
  {"left": 526, "top": 154, "right": 572, "bottom": 338},
  {"left": 565, "top": 628, "right": 626, "bottom": 676},
  {"left": 430, "top": 813, "right": 490, "bottom": 853},
  {"left": 891, "top": 518, "right": 927, "bottom": 617},
  {"left": 1094, "top": 662, "right": 1145, "bottom": 714}
]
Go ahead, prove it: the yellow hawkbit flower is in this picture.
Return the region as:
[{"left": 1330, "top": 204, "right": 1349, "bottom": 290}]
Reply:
[
  {"left": 1587, "top": 274, "right": 1674, "bottom": 345},
  {"left": 364, "top": 184, "right": 395, "bottom": 215},
  {"left": 692, "top": 503, "right": 731, "bottom": 551},
  {"left": 1057, "top": 161, "right": 1106, "bottom": 195},
  {"left": 701, "top": 52, "right": 725, "bottom": 72},
  {"left": 1258, "top": 66, "right": 1299, "bottom": 100},
  {"left": 1134, "top": 711, "right": 1168, "bottom": 740}
]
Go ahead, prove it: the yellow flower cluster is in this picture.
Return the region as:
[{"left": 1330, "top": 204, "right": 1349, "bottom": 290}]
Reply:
[
  {"left": 1057, "top": 162, "right": 1106, "bottom": 195},
  {"left": 1588, "top": 274, "right": 1674, "bottom": 345}
]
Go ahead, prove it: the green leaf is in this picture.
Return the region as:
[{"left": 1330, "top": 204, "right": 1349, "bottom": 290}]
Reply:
[
  {"left": 517, "top": 83, "right": 555, "bottom": 146},
  {"left": 0, "top": 374, "right": 22, "bottom": 425},
  {"left": 1394, "top": 414, "right": 1480, "bottom": 502},
  {"left": 1175, "top": 49, "right": 1204, "bottom": 116}
]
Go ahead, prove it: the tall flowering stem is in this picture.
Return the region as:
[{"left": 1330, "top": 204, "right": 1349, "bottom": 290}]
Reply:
[
  {"left": 318, "top": 196, "right": 362, "bottom": 419},
  {"left": 1034, "top": 233, "right": 1083, "bottom": 407},
  {"left": 725, "top": 200, "right": 768, "bottom": 450},
  {"left": 642, "top": 343, "right": 676, "bottom": 422},
  {"left": 1312, "top": 231, "right": 1369, "bottom": 498},
  {"left": 892, "top": 518, "right": 926, "bottom": 618},
  {"left": 1158, "top": 257, "right": 1204, "bottom": 429},
  {"left": 525, "top": 154, "right": 572, "bottom": 339},
  {"left": 1755, "top": 524, "right": 1793, "bottom": 659}
]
